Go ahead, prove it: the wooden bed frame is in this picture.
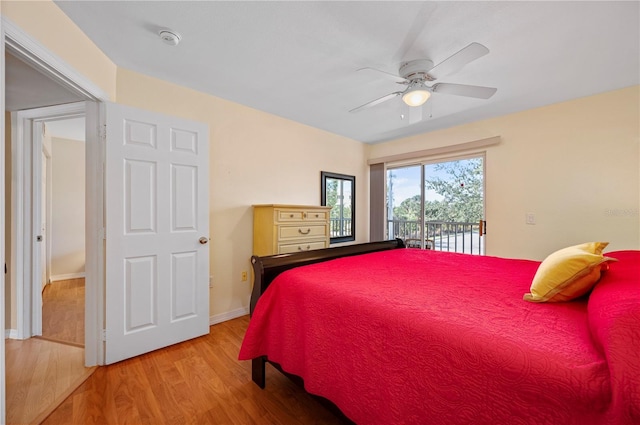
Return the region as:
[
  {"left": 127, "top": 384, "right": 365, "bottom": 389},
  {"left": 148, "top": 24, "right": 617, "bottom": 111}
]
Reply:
[{"left": 249, "top": 238, "right": 406, "bottom": 388}]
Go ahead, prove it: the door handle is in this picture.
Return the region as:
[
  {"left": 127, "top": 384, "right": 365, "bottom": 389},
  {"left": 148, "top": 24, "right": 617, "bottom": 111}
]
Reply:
[{"left": 199, "top": 237, "right": 209, "bottom": 244}]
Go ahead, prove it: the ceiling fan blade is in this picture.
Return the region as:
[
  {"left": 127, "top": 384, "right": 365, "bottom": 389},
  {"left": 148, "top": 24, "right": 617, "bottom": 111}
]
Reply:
[
  {"left": 432, "top": 83, "right": 497, "bottom": 99},
  {"left": 427, "top": 42, "right": 490, "bottom": 80},
  {"left": 357, "top": 67, "right": 408, "bottom": 84},
  {"left": 349, "top": 91, "right": 403, "bottom": 113}
]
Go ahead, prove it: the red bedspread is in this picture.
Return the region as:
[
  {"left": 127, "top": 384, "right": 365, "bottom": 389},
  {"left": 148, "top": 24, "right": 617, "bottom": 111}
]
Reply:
[{"left": 239, "top": 249, "right": 640, "bottom": 425}]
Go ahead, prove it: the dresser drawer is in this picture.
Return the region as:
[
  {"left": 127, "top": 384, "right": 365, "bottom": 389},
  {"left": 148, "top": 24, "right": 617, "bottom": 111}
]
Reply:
[
  {"left": 278, "top": 224, "right": 327, "bottom": 240},
  {"left": 277, "top": 210, "right": 305, "bottom": 221},
  {"left": 278, "top": 240, "right": 327, "bottom": 254},
  {"left": 276, "top": 209, "right": 328, "bottom": 222},
  {"left": 303, "top": 210, "right": 328, "bottom": 221}
]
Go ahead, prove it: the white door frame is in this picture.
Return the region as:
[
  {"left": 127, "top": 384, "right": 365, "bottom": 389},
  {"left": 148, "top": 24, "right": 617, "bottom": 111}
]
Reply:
[
  {"left": 1, "top": 11, "right": 7, "bottom": 425},
  {"left": 2, "top": 16, "right": 109, "bottom": 368}
]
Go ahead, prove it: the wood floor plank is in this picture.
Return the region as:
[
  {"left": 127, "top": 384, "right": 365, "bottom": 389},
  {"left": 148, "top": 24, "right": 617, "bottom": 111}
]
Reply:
[
  {"left": 14, "top": 280, "right": 349, "bottom": 425},
  {"left": 42, "top": 316, "right": 348, "bottom": 425},
  {"left": 41, "top": 278, "right": 85, "bottom": 346},
  {"left": 6, "top": 338, "right": 95, "bottom": 425}
]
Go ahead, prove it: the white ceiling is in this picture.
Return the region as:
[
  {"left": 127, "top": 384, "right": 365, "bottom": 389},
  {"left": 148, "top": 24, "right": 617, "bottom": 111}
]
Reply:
[{"left": 53, "top": 1, "right": 639, "bottom": 144}]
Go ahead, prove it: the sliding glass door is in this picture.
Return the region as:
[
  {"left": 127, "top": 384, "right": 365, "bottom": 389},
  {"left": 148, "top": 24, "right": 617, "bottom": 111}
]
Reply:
[
  {"left": 387, "top": 165, "right": 423, "bottom": 247},
  {"left": 386, "top": 156, "right": 485, "bottom": 255}
]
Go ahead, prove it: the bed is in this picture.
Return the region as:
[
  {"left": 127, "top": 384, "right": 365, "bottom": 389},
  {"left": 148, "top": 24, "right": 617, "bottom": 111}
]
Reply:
[{"left": 239, "top": 239, "right": 640, "bottom": 425}]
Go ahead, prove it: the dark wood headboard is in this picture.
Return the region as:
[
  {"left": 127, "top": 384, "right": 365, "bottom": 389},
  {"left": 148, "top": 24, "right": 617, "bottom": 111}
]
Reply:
[{"left": 250, "top": 238, "right": 405, "bottom": 314}]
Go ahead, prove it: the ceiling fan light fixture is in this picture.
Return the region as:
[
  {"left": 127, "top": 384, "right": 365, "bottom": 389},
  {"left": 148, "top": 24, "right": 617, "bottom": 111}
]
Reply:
[{"left": 402, "top": 88, "right": 431, "bottom": 107}]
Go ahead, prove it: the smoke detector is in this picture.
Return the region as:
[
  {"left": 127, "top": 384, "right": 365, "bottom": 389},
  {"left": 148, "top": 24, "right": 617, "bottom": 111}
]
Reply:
[{"left": 159, "top": 30, "right": 181, "bottom": 46}]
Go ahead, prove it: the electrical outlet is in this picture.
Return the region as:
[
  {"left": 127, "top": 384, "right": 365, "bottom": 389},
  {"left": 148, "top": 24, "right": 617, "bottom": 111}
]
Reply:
[
  {"left": 241, "top": 271, "right": 248, "bottom": 281},
  {"left": 526, "top": 213, "right": 536, "bottom": 225}
]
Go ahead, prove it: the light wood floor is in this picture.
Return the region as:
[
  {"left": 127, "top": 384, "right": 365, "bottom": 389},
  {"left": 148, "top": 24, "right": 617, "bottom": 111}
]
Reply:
[
  {"left": 41, "top": 278, "right": 85, "bottom": 346},
  {"left": 42, "top": 316, "right": 347, "bottom": 425},
  {"left": 6, "top": 277, "right": 90, "bottom": 425},
  {"left": 6, "top": 338, "right": 96, "bottom": 425}
]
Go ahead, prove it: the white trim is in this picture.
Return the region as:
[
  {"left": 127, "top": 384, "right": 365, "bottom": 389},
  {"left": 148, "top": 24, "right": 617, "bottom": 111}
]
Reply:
[
  {"left": 50, "top": 272, "right": 86, "bottom": 282},
  {"left": 2, "top": 16, "right": 109, "bottom": 102},
  {"left": 14, "top": 102, "right": 88, "bottom": 121},
  {"left": 209, "top": 307, "right": 250, "bottom": 326},
  {"left": 11, "top": 111, "right": 30, "bottom": 340},
  {"left": 4, "top": 330, "right": 19, "bottom": 340}
]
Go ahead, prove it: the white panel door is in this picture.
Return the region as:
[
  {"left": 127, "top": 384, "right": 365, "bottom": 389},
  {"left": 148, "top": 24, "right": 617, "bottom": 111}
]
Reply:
[{"left": 104, "top": 103, "right": 209, "bottom": 364}]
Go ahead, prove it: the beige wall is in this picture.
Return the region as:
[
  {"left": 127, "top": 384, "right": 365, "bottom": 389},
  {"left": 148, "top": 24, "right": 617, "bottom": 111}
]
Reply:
[
  {"left": 50, "top": 137, "right": 85, "bottom": 279},
  {"left": 115, "top": 68, "right": 368, "bottom": 318},
  {"left": 369, "top": 86, "right": 640, "bottom": 260}
]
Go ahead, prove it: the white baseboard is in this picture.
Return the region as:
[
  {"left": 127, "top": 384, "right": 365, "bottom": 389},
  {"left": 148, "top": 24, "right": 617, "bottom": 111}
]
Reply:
[
  {"left": 50, "top": 272, "right": 86, "bottom": 282},
  {"left": 5, "top": 329, "right": 19, "bottom": 339},
  {"left": 209, "top": 307, "right": 249, "bottom": 326}
]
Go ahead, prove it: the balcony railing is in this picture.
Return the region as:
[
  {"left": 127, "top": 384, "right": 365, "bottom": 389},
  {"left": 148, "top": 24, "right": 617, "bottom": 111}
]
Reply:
[
  {"left": 387, "top": 219, "right": 485, "bottom": 255},
  {"left": 330, "top": 218, "right": 352, "bottom": 237}
]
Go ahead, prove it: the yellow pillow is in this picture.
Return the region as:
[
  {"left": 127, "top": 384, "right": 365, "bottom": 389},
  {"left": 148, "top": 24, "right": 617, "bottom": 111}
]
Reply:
[{"left": 524, "top": 242, "right": 616, "bottom": 303}]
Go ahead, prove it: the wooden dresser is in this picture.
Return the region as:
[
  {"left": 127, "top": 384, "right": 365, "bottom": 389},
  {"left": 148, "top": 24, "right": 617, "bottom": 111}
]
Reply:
[{"left": 253, "top": 204, "right": 331, "bottom": 256}]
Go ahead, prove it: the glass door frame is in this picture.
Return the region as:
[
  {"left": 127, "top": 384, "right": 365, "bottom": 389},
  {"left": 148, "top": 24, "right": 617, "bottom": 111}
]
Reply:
[{"left": 385, "top": 152, "right": 486, "bottom": 254}]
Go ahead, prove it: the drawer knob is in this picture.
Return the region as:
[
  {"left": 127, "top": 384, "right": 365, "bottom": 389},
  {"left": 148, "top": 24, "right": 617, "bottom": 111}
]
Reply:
[
  {"left": 298, "top": 245, "right": 311, "bottom": 251},
  {"left": 298, "top": 228, "right": 311, "bottom": 235},
  {"left": 289, "top": 213, "right": 294, "bottom": 218}
]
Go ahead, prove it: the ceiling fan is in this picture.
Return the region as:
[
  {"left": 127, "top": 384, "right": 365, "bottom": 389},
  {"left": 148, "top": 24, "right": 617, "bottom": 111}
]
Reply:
[{"left": 349, "top": 42, "right": 497, "bottom": 113}]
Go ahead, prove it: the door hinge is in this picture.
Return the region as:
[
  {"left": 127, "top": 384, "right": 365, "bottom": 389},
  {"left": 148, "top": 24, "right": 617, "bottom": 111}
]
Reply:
[
  {"left": 102, "top": 329, "right": 107, "bottom": 342},
  {"left": 99, "top": 228, "right": 106, "bottom": 240},
  {"left": 98, "top": 124, "right": 106, "bottom": 141}
]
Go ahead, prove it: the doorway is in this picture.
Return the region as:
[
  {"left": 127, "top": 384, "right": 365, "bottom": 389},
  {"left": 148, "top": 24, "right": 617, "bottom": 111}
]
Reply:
[
  {"left": 4, "top": 45, "right": 103, "bottom": 366},
  {"left": 386, "top": 155, "right": 486, "bottom": 255},
  {"left": 4, "top": 50, "right": 95, "bottom": 422},
  {"left": 10, "top": 103, "right": 89, "bottom": 343},
  {"left": 40, "top": 117, "right": 86, "bottom": 347},
  {"left": 2, "top": 16, "right": 106, "bottom": 424}
]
